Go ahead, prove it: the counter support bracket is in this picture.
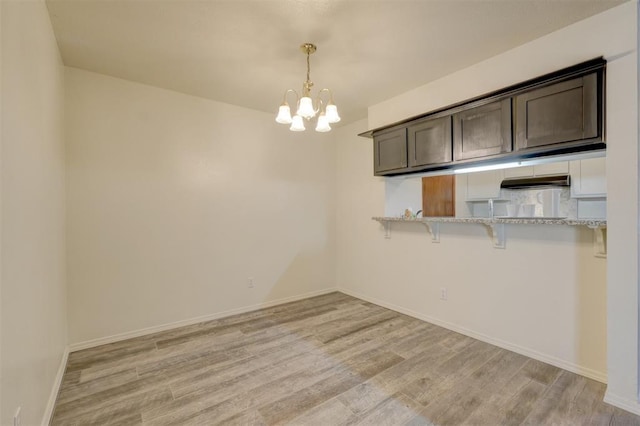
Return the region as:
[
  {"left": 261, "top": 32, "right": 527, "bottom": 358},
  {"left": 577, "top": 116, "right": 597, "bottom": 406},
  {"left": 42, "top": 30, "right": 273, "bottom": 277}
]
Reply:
[
  {"left": 483, "top": 223, "right": 505, "bottom": 249},
  {"left": 588, "top": 225, "right": 607, "bottom": 258},
  {"left": 421, "top": 222, "right": 440, "bottom": 243},
  {"left": 383, "top": 221, "right": 391, "bottom": 239}
]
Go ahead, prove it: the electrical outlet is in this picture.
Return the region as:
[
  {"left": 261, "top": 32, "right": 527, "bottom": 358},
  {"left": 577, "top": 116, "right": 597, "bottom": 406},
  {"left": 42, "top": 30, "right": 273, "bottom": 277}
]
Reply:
[
  {"left": 440, "top": 288, "right": 448, "bottom": 301},
  {"left": 14, "top": 407, "right": 21, "bottom": 426},
  {"left": 248, "top": 277, "right": 254, "bottom": 288}
]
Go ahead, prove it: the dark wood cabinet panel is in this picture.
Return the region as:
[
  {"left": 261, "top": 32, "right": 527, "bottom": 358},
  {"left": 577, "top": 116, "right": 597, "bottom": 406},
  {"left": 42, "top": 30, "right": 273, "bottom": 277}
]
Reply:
[
  {"left": 408, "top": 116, "right": 452, "bottom": 167},
  {"left": 515, "top": 73, "right": 599, "bottom": 151},
  {"left": 453, "top": 99, "right": 512, "bottom": 161},
  {"left": 373, "top": 128, "right": 408, "bottom": 174}
]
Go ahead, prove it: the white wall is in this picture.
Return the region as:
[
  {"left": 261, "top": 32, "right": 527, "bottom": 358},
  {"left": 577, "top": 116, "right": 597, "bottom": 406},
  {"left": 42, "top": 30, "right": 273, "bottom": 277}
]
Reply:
[
  {"left": 65, "top": 68, "right": 337, "bottom": 345},
  {"left": 337, "top": 1, "right": 638, "bottom": 410},
  {"left": 1, "top": 2, "right": 4, "bottom": 422},
  {"left": 605, "top": 43, "right": 638, "bottom": 412},
  {"left": 1, "top": 1, "right": 67, "bottom": 425}
]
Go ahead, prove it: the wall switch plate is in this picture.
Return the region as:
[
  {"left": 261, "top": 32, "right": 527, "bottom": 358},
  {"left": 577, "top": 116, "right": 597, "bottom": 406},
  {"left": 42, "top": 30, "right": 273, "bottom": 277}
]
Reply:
[
  {"left": 440, "top": 288, "right": 448, "bottom": 301},
  {"left": 248, "top": 277, "right": 254, "bottom": 288},
  {"left": 14, "top": 407, "right": 21, "bottom": 426}
]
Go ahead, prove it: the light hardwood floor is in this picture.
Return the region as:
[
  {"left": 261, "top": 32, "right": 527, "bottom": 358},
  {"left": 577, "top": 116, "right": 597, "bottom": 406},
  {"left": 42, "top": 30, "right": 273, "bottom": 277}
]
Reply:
[{"left": 52, "top": 292, "right": 640, "bottom": 425}]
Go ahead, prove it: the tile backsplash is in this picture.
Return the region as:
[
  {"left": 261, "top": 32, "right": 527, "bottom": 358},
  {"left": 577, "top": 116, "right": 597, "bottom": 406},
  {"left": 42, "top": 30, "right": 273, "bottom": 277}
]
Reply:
[
  {"left": 501, "top": 187, "right": 575, "bottom": 218},
  {"left": 469, "top": 187, "right": 606, "bottom": 219}
]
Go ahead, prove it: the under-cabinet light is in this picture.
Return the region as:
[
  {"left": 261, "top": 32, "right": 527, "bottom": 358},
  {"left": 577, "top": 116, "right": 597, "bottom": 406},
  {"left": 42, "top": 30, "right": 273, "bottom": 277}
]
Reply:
[{"left": 453, "top": 162, "right": 521, "bottom": 174}]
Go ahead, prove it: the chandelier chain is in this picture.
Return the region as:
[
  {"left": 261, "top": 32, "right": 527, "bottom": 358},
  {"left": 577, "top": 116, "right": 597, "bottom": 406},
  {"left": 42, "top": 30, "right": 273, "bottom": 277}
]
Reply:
[{"left": 306, "top": 51, "right": 311, "bottom": 85}]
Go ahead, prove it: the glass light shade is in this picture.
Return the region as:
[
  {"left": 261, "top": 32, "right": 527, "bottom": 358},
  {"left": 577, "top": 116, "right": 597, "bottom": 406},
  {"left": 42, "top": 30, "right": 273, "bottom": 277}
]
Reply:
[
  {"left": 315, "top": 114, "right": 331, "bottom": 132},
  {"left": 325, "top": 103, "right": 341, "bottom": 123},
  {"left": 297, "top": 97, "right": 316, "bottom": 119},
  {"left": 275, "top": 104, "right": 292, "bottom": 124},
  {"left": 290, "top": 115, "right": 305, "bottom": 131}
]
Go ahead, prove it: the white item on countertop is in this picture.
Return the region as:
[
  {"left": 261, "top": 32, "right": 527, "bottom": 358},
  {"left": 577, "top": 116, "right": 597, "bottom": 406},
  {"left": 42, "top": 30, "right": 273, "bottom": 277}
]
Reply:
[
  {"left": 519, "top": 204, "right": 536, "bottom": 217},
  {"left": 537, "top": 188, "right": 562, "bottom": 217},
  {"left": 506, "top": 204, "right": 519, "bottom": 217}
]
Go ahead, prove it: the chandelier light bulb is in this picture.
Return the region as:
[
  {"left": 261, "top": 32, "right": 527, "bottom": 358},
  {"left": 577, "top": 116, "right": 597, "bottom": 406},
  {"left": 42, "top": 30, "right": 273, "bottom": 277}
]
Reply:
[
  {"left": 297, "top": 97, "right": 315, "bottom": 119},
  {"left": 315, "top": 113, "right": 331, "bottom": 132},
  {"left": 275, "top": 104, "right": 293, "bottom": 124},
  {"left": 325, "top": 104, "right": 341, "bottom": 123},
  {"left": 290, "top": 115, "right": 305, "bottom": 131}
]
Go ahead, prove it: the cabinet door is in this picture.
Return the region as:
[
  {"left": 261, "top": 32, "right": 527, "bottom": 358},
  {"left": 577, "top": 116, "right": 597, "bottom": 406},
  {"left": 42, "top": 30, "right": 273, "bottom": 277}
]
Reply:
[
  {"left": 503, "top": 162, "right": 568, "bottom": 178},
  {"left": 373, "top": 128, "right": 407, "bottom": 174},
  {"left": 515, "top": 73, "right": 599, "bottom": 151},
  {"left": 466, "top": 170, "right": 503, "bottom": 200},
  {"left": 504, "top": 166, "right": 534, "bottom": 178},
  {"left": 453, "top": 99, "right": 512, "bottom": 161},
  {"left": 534, "top": 161, "right": 569, "bottom": 176},
  {"left": 570, "top": 157, "right": 606, "bottom": 197},
  {"left": 408, "top": 116, "right": 452, "bottom": 168},
  {"left": 422, "top": 175, "right": 455, "bottom": 217}
]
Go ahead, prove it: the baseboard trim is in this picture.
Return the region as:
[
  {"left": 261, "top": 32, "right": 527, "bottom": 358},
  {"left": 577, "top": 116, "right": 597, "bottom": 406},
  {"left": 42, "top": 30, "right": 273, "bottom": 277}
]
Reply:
[
  {"left": 41, "top": 346, "right": 69, "bottom": 426},
  {"left": 338, "top": 288, "right": 607, "bottom": 384},
  {"left": 604, "top": 391, "right": 640, "bottom": 415},
  {"left": 69, "top": 288, "right": 338, "bottom": 352}
]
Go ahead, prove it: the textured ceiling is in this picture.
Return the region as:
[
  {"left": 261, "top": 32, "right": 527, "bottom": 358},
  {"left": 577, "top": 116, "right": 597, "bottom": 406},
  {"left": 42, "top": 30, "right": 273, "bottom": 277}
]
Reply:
[{"left": 46, "top": 0, "right": 625, "bottom": 125}]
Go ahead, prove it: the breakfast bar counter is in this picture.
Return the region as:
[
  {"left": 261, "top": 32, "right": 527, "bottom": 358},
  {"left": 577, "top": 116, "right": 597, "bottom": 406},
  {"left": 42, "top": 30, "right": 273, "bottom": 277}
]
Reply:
[{"left": 372, "top": 216, "right": 607, "bottom": 256}]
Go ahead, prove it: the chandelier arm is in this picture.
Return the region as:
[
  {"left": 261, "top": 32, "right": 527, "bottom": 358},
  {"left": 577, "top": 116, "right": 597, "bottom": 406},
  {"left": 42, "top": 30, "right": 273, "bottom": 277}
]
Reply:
[
  {"left": 317, "top": 88, "right": 335, "bottom": 105},
  {"left": 314, "top": 97, "right": 325, "bottom": 115},
  {"left": 282, "top": 88, "right": 299, "bottom": 105}
]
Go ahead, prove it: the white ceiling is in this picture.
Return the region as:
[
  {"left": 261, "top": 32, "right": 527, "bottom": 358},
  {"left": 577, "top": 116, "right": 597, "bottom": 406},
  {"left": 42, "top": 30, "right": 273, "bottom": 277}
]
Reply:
[{"left": 46, "top": 0, "right": 624, "bottom": 125}]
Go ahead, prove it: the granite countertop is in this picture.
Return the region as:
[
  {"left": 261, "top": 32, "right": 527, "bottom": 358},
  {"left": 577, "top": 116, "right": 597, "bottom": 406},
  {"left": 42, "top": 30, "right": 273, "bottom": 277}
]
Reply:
[{"left": 372, "top": 216, "right": 606, "bottom": 227}]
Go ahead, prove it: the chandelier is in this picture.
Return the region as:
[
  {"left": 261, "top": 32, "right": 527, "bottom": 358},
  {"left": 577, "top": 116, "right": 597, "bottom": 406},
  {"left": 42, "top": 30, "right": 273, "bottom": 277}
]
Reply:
[{"left": 275, "top": 43, "right": 340, "bottom": 132}]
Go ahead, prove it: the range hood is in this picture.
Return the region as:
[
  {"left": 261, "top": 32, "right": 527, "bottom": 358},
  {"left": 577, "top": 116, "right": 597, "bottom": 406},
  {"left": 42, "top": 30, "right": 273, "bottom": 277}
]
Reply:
[{"left": 500, "top": 174, "right": 571, "bottom": 189}]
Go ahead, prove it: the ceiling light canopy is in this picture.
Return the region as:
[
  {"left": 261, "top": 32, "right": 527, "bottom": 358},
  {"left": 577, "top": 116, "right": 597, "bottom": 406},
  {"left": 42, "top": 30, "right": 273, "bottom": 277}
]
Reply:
[{"left": 276, "top": 43, "right": 340, "bottom": 132}]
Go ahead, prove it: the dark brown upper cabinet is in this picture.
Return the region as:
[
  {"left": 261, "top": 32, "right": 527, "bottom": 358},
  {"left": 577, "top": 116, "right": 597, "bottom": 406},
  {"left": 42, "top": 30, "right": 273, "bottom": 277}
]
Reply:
[
  {"left": 373, "top": 128, "right": 408, "bottom": 174},
  {"left": 515, "top": 73, "right": 600, "bottom": 152},
  {"left": 453, "top": 99, "right": 512, "bottom": 161},
  {"left": 408, "top": 116, "right": 452, "bottom": 168},
  {"left": 363, "top": 58, "right": 605, "bottom": 177}
]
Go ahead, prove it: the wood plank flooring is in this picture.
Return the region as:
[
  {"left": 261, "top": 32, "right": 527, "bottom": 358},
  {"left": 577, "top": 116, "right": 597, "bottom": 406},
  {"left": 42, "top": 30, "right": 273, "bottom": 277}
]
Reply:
[{"left": 51, "top": 292, "right": 640, "bottom": 425}]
